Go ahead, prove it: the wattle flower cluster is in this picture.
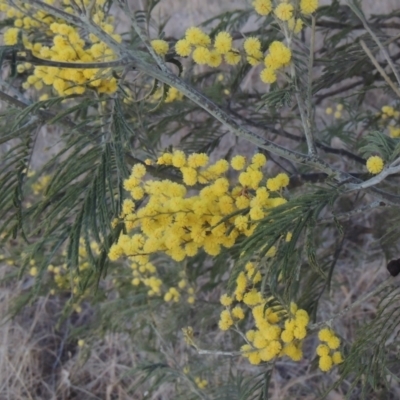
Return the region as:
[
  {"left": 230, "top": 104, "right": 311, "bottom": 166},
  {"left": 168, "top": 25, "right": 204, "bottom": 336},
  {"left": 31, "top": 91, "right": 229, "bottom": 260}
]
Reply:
[
  {"left": 131, "top": 260, "right": 196, "bottom": 304},
  {"left": 109, "top": 151, "right": 290, "bottom": 264},
  {"left": 253, "top": 0, "right": 319, "bottom": 18},
  {"left": 1, "top": 0, "right": 120, "bottom": 97},
  {"left": 174, "top": 25, "right": 293, "bottom": 87},
  {"left": 45, "top": 239, "right": 101, "bottom": 312},
  {"left": 317, "top": 327, "right": 344, "bottom": 371},
  {"left": 219, "top": 264, "right": 310, "bottom": 364},
  {"left": 260, "top": 41, "right": 292, "bottom": 84},
  {"left": 175, "top": 27, "right": 241, "bottom": 67},
  {"left": 378, "top": 105, "right": 400, "bottom": 138}
]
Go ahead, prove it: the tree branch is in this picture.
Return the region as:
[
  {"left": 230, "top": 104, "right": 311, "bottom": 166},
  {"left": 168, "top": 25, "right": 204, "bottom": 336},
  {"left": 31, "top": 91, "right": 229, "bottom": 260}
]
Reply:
[{"left": 347, "top": 158, "right": 400, "bottom": 192}]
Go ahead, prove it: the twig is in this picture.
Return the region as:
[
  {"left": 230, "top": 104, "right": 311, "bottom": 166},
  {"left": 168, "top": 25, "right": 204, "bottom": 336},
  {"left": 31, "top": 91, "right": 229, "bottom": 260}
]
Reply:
[
  {"left": 20, "top": 51, "right": 130, "bottom": 69},
  {"left": 318, "top": 200, "right": 387, "bottom": 224},
  {"left": 285, "top": 25, "right": 317, "bottom": 156},
  {"left": 315, "top": 79, "right": 365, "bottom": 104},
  {"left": 307, "top": 16, "right": 316, "bottom": 143},
  {"left": 124, "top": 2, "right": 171, "bottom": 74},
  {"left": 228, "top": 108, "right": 366, "bottom": 164},
  {"left": 359, "top": 40, "right": 400, "bottom": 98},
  {"left": 197, "top": 349, "right": 242, "bottom": 356},
  {"left": 347, "top": 157, "right": 400, "bottom": 192}
]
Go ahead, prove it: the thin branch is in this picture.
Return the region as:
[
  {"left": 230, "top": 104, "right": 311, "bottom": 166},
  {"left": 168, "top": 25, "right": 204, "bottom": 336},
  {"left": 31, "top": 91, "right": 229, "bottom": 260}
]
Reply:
[
  {"left": 315, "top": 79, "right": 365, "bottom": 104},
  {"left": 307, "top": 16, "right": 316, "bottom": 140},
  {"left": 359, "top": 40, "right": 400, "bottom": 98},
  {"left": 316, "top": 20, "right": 400, "bottom": 31},
  {"left": 125, "top": 3, "right": 171, "bottom": 74},
  {"left": 197, "top": 349, "right": 242, "bottom": 357},
  {"left": 20, "top": 51, "right": 129, "bottom": 69},
  {"left": 285, "top": 26, "right": 317, "bottom": 156},
  {"left": 347, "top": 158, "right": 400, "bottom": 192},
  {"left": 318, "top": 200, "right": 388, "bottom": 224},
  {"left": 228, "top": 108, "right": 366, "bottom": 164}
]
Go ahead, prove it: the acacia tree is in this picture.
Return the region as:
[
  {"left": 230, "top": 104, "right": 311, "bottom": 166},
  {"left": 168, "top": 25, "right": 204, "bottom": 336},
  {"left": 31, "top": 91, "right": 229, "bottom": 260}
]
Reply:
[{"left": 1, "top": 0, "right": 400, "bottom": 397}]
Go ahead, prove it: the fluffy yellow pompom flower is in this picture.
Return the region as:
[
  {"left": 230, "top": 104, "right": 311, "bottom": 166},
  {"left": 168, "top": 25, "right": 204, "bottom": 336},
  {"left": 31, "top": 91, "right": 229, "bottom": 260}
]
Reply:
[
  {"left": 250, "top": 207, "right": 264, "bottom": 221},
  {"left": 131, "top": 187, "right": 144, "bottom": 200},
  {"left": 318, "top": 328, "right": 333, "bottom": 342},
  {"left": 248, "top": 351, "right": 261, "bottom": 365},
  {"left": 245, "top": 330, "right": 256, "bottom": 342},
  {"left": 252, "top": 153, "right": 267, "bottom": 167},
  {"left": 265, "top": 41, "right": 292, "bottom": 70},
  {"left": 319, "top": 355, "right": 333, "bottom": 372},
  {"left": 274, "top": 3, "right": 294, "bottom": 21},
  {"left": 283, "top": 343, "right": 303, "bottom": 361},
  {"left": 260, "top": 68, "right": 277, "bottom": 84},
  {"left": 263, "top": 325, "right": 281, "bottom": 341},
  {"left": 4, "top": 28, "right": 19, "bottom": 45},
  {"left": 122, "top": 199, "right": 135, "bottom": 215},
  {"left": 234, "top": 215, "right": 248, "bottom": 231},
  {"left": 187, "top": 153, "right": 209, "bottom": 168},
  {"left": 327, "top": 336, "right": 341, "bottom": 350},
  {"left": 220, "top": 294, "right": 233, "bottom": 306},
  {"left": 207, "top": 50, "right": 222, "bottom": 67},
  {"left": 288, "top": 18, "right": 304, "bottom": 34},
  {"left": 332, "top": 351, "right": 344, "bottom": 365},
  {"left": 294, "top": 312, "right": 309, "bottom": 328},
  {"left": 300, "top": 0, "right": 319, "bottom": 15},
  {"left": 219, "top": 310, "right": 233, "bottom": 330},
  {"left": 172, "top": 150, "right": 186, "bottom": 167},
  {"left": 259, "top": 341, "right": 282, "bottom": 361},
  {"left": 175, "top": 39, "right": 192, "bottom": 57},
  {"left": 247, "top": 54, "right": 263, "bottom": 66},
  {"left": 185, "top": 27, "right": 210, "bottom": 46},
  {"left": 293, "top": 326, "right": 307, "bottom": 340},
  {"left": 108, "top": 243, "right": 123, "bottom": 261},
  {"left": 151, "top": 39, "right": 169, "bottom": 55},
  {"left": 214, "top": 31, "right": 232, "bottom": 54},
  {"left": 316, "top": 344, "right": 330, "bottom": 356},
  {"left": 231, "top": 155, "right": 246, "bottom": 170},
  {"left": 253, "top": 0, "right": 272, "bottom": 16},
  {"left": 366, "top": 156, "right": 384, "bottom": 174},
  {"left": 275, "top": 173, "right": 290, "bottom": 188},
  {"left": 192, "top": 47, "right": 211, "bottom": 65},
  {"left": 243, "top": 289, "right": 263, "bottom": 306},
  {"left": 225, "top": 50, "right": 241, "bottom": 65},
  {"left": 235, "top": 272, "right": 247, "bottom": 301},
  {"left": 131, "top": 163, "right": 146, "bottom": 179},
  {"left": 266, "top": 177, "right": 280, "bottom": 191},
  {"left": 181, "top": 167, "right": 198, "bottom": 186},
  {"left": 232, "top": 306, "right": 245, "bottom": 320},
  {"left": 244, "top": 37, "right": 261, "bottom": 57},
  {"left": 281, "top": 329, "right": 294, "bottom": 343}
]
